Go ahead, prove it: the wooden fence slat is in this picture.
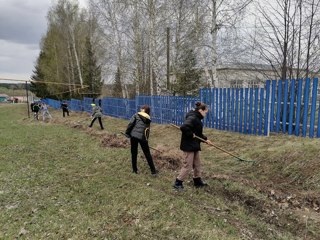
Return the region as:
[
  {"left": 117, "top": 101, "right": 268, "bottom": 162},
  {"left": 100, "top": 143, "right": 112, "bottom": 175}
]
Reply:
[
  {"left": 288, "top": 79, "right": 295, "bottom": 135},
  {"left": 215, "top": 88, "right": 219, "bottom": 129},
  {"left": 282, "top": 80, "right": 289, "bottom": 133},
  {"left": 211, "top": 88, "right": 215, "bottom": 128},
  {"left": 244, "top": 88, "right": 249, "bottom": 134},
  {"left": 239, "top": 88, "right": 244, "bottom": 133},
  {"left": 302, "top": 78, "right": 310, "bottom": 137},
  {"left": 309, "top": 78, "right": 318, "bottom": 138},
  {"left": 317, "top": 99, "right": 320, "bottom": 138},
  {"left": 223, "top": 88, "right": 226, "bottom": 130},
  {"left": 219, "top": 88, "right": 223, "bottom": 130},
  {"left": 227, "top": 88, "right": 231, "bottom": 130},
  {"left": 248, "top": 87, "right": 253, "bottom": 134},
  {"left": 270, "top": 80, "right": 277, "bottom": 132},
  {"left": 295, "top": 79, "right": 303, "bottom": 136},
  {"left": 259, "top": 88, "right": 264, "bottom": 135},
  {"left": 235, "top": 88, "right": 239, "bottom": 132},
  {"left": 264, "top": 80, "right": 270, "bottom": 136},
  {"left": 253, "top": 88, "right": 259, "bottom": 134},
  {"left": 276, "top": 80, "right": 282, "bottom": 133},
  {"left": 231, "top": 88, "right": 235, "bottom": 131}
]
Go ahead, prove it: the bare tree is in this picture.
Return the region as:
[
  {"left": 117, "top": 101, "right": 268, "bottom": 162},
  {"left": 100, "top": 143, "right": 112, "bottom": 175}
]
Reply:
[{"left": 247, "top": 0, "right": 320, "bottom": 80}]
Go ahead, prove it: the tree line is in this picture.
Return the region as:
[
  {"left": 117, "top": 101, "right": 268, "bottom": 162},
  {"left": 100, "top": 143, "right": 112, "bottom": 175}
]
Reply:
[{"left": 31, "top": 0, "right": 320, "bottom": 100}]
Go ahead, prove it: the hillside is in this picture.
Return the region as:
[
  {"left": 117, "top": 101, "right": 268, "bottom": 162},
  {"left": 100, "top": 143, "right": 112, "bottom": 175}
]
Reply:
[{"left": 1, "top": 104, "right": 319, "bottom": 239}]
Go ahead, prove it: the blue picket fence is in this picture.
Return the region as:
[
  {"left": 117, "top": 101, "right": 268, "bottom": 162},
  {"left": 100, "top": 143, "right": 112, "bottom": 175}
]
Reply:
[
  {"left": 200, "top": 78, "right": 320, "bottom": 138},
  {"left": 43, "top": 77, "right": 320, "bottom": 138},
  {"left": 43, "top": 95, "right": 200, "bottom": 125}
]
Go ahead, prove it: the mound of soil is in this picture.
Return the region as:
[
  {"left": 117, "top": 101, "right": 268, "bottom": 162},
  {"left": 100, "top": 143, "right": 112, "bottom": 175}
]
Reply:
[
  {"left": 152, "top": 146, "right": 183, "bottom": 170},
  {"left": 101, "top": 134, "right": 130, "bottom": 148}
]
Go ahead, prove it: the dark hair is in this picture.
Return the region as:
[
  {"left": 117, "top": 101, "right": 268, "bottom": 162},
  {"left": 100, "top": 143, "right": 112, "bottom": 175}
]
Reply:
[
  {"left": 141, "top": 105, "right": 150, "bottom": 115},
  {"left": 98, "top": 99, "right": 102, "bottom": 106},
  {"left": 195, "top": 102, "right": 207, "bottom": 111}
]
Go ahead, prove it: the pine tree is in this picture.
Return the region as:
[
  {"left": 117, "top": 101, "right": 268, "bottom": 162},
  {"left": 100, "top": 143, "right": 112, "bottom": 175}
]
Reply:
[
  {"left": 82, "top": 36, "right": 103, "bottom": 98},
  {"left": 112, "top": 67, "right": 122, "bottom": 98},
  {"left": 30, "top": 51, "right": 51, "bottom": 99},
  {"left": 173, "top": 48, "right": 201, "bottom": 96}
]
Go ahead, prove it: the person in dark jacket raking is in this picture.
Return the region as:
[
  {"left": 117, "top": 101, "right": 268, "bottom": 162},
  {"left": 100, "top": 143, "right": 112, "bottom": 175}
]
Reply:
[
  {"left": 125, "top": 105, "right": 158, "bottom": 176},
  {"left": 173, "top": 102, "right": 212, "bottom": 190}
]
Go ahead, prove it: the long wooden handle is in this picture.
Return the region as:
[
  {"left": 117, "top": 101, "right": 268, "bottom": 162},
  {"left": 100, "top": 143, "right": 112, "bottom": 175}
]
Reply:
[{"left": 169, "top": 124, "right": 255, "bottom": 163}]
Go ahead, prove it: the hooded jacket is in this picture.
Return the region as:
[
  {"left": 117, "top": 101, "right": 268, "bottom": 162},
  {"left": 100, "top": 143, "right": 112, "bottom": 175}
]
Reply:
[
  {"left": 125, "top": 112, "right": 151, "bottom": 141},
  {"left": 180, "top": 110, "right": 207, "bottom": 152}
]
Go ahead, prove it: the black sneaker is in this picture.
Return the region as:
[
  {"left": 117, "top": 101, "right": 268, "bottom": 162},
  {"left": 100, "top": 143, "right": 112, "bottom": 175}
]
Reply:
[
  {"left": 193, "top": 177, "right": 208, "bottom": 188},
  {"left": 173, "top": 178, "right": 184, "bottom": 190}
]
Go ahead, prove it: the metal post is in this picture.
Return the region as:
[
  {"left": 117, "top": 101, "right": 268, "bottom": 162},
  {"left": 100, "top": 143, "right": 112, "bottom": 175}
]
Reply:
[{"left": 26, "top": 81, "right": 30, "bottom": 118}]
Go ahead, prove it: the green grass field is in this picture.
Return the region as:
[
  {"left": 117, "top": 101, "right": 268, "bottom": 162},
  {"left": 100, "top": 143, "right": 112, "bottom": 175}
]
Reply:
[{"left": 1, "top": 104, "right": 319, "bottom": 239}]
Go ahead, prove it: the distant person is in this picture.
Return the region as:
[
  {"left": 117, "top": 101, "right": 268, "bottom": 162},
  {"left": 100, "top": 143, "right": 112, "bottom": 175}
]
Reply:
[
  {"left": 89, "top": 99, "right": 104, "bottom": 130},
  {"left": 30, "top": 102, "right": 35, "bottom": 112},
  {"left": 125, "top": 105, "right": 158, "bottom": 176},
  {"left": 173, "top": 102, "right": 212, "bottom": 190},
  {"left": 31, "top": 102, "right": 40, "bottom": 120},
  {"left": 41, "top": 103, "right": 52, "bottom": 121},
  {"left": 61, "top": 101, "right": 69, "bottom": 117}
]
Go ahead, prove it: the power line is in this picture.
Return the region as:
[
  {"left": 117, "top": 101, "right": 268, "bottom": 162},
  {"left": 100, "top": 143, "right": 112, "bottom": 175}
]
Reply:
[{"left": 0, "top": 78, "right": 88, "bottom": 87}]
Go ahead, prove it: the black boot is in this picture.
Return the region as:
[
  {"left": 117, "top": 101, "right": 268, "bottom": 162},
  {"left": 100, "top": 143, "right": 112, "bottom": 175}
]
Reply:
[
  {"left": 173, "top": 178, "right": 184, "bottom": 190},
  {"left": 193, "top": 177, "right": 208, "bottom": 188}
]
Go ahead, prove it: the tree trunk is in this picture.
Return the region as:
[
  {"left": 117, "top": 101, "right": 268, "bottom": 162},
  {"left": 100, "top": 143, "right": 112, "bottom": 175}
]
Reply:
[
  {"left": 211, "top": 0, "right": 218, "bottom": 87},
  {"left": 70, "top": 27, "right": 84, "bottom": 87}
]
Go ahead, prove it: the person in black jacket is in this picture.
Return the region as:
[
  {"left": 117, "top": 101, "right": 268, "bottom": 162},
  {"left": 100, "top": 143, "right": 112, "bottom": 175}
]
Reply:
[
  {"left": 31, "top": 102, "right": 40, "bottom": 120},
  {"left": 61, "top": 101, "right": 69, "bottom": 117},
  {"left": 173, "top": 102, "right": 212, "bottom": 190},
  {"left": 125, "top": 105, "right": 157, "bottom": 176}
]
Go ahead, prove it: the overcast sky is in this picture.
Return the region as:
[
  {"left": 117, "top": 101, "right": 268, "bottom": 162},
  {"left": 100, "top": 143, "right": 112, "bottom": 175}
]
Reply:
[{"left": 0, "top": 0, "right": 88, "bottom": 83}]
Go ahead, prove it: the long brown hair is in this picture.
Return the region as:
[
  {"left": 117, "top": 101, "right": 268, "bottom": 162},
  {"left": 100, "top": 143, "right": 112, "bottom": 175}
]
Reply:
[{"left": 194, "top": 102, "right": 207, "bottom": 111}]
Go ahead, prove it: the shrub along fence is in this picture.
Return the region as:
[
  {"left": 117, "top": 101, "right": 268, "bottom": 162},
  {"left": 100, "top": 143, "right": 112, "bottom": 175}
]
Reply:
[{"left": 43, "top": 77, "right": 320, "bottom": 138}]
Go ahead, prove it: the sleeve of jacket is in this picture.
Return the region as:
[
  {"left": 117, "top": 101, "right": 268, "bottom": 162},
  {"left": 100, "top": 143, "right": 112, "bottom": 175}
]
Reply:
[
  {"left": 180, "top": 117, "right": 194, "bottom": 138},
  {"left": 91, "top": 107, "right": 96, "bottom": 117},
  {"left": 199, "top": 133, "right": 207, "bottom": 141},
  {"left": 125, "top": 114, "right": 136, "bottom": 136}
]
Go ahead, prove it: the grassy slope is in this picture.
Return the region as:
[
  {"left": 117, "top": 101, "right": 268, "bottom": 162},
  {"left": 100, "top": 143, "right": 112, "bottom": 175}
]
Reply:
[{"left": 0, "top": 104, "right": 319, "bottom": 239}]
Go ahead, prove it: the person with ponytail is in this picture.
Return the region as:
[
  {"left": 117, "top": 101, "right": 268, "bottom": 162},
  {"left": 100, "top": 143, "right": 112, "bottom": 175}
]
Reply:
[
  {"left": 89, "top": 99, "right": 104, "bottom": 130},
  {"left": 173, "top": 101, "right": 212, "bottom": 190},
  {"left": 125, "top": 105, "right": 158, "bottom": 176}
]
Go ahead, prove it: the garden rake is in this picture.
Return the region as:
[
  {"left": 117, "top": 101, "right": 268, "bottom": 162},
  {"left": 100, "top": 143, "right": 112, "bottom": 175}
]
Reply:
[
  {"left": 119, "top": 132, "right": 162, "bottom": 153},
  {"left": 170, "top": 123, "right": 255, "bottom": 163}
]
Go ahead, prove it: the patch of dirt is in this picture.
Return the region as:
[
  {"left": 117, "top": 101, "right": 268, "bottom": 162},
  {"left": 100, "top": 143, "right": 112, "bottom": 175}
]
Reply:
[
  {"left": 152, "top": 146, "right": 183, "bottom": 170},
  {"left": 101, "top": 134, "right": 130, "bottom": 148}
]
